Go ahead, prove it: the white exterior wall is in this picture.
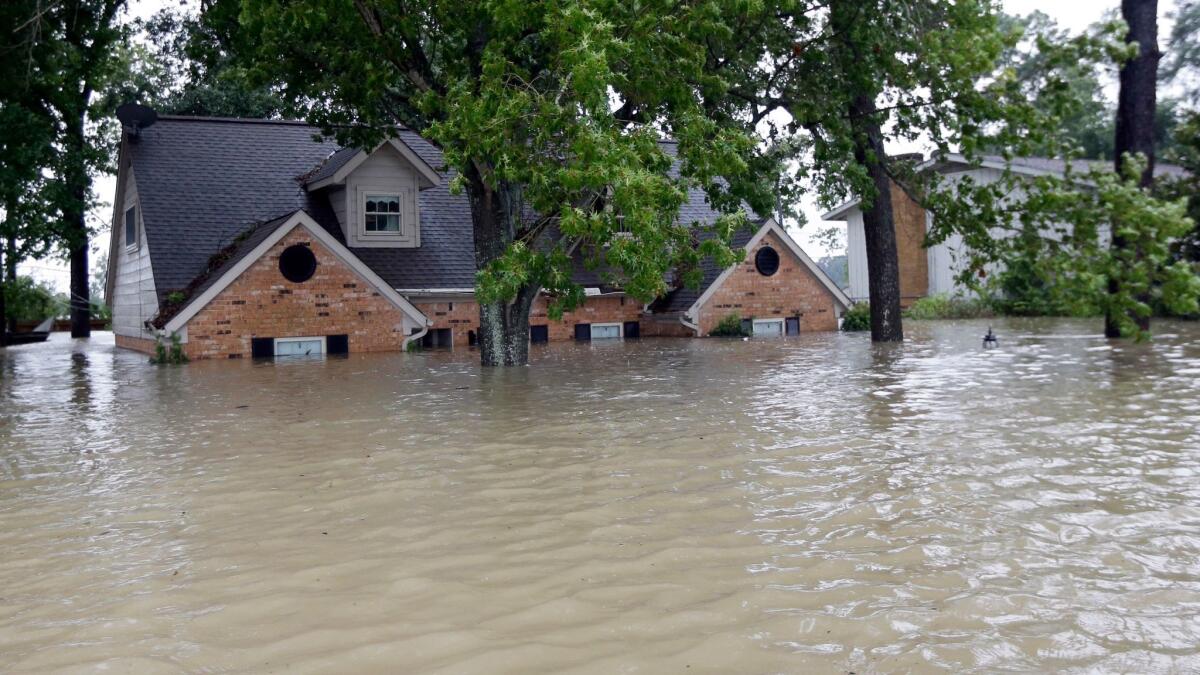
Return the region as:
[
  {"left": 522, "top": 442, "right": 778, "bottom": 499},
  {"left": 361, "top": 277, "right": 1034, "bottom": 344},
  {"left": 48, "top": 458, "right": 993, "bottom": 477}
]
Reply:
[
  {"left": 110, "top": 168, "right": 159, "bottom": 339},
  {"left": 846, "top": 211, "right": 869, "bottom": 302},
  {"left": 841, "top": 165, "right": 1102, "bottom": 301},
  {"left": 335, "top": 145, "right": 421, "bottom": 248}
]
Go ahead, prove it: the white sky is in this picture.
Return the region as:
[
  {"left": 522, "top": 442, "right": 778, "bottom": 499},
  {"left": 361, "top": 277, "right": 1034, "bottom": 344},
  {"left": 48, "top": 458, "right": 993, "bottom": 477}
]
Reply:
[{"left": 20, "top": 0, "right": 1180, "bottom": 292}]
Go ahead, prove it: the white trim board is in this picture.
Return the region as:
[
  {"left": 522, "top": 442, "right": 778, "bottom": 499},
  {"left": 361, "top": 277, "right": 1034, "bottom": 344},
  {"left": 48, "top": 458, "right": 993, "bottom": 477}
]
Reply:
[
  {"left": 161, "top": 210, "right": 429, "bottom": 335},
  {"left": 306, "top": 138, "right": 441, "bottom": 191},
  {"left": 685, "top": 218, "right": 852, "bottom": 320}
]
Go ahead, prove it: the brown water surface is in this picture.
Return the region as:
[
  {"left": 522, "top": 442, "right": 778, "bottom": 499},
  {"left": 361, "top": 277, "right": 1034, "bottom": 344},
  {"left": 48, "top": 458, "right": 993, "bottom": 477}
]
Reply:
[{"left": 2, "top": 319, "right": 1200, "bottom": 673}]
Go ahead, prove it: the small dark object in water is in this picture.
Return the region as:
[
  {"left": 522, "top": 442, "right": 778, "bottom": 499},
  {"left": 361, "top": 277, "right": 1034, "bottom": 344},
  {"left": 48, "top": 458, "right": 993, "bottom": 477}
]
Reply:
[
  {"left": 235, "top": 405, "right": 249, "bottom": 409},
  {"left": 983, "top": 326, "right": 999, "bottom": 349}
]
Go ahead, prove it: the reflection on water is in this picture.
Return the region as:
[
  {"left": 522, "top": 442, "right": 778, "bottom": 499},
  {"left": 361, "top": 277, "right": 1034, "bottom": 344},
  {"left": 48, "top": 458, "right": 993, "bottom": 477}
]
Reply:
[{"left": 2, "top": 319, "right": 1200, "bottom": 673}]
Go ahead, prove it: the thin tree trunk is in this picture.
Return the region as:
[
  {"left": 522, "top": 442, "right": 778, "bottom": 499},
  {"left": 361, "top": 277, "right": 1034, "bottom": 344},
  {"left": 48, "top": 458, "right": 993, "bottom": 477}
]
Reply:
[
  {"left": 0, "top": 244, "right": 7, "bottom": 348},
  {"left": 850, "top": 95, "right": 904, "bottom": 343},
  {"left": 3, "top": 233, "right": 15, "bottom": 336},
  {"left": 1107, "top": 0, "right": 1159, "bottom": 338},
  {"left": 466, "top": 168, "right": 536, "bottom": 366}
]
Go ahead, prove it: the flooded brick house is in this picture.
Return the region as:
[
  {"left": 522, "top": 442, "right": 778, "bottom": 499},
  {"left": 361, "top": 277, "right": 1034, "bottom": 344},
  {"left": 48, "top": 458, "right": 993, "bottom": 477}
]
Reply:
[{"left": 105, "top": 107, "right": 850, "bottom": 359}]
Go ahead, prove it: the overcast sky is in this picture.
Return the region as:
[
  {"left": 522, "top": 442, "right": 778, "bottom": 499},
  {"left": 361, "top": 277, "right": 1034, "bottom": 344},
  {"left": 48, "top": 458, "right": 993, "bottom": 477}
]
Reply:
[{"left": 20, "top": 0, "right": 1183, "bottom": 291}]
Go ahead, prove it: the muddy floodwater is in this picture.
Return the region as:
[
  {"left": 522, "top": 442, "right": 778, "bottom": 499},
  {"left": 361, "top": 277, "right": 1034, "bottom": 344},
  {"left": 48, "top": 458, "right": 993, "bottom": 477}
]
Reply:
[{"left": 2, "top": 319, "right": 1200, "bottom": 673}]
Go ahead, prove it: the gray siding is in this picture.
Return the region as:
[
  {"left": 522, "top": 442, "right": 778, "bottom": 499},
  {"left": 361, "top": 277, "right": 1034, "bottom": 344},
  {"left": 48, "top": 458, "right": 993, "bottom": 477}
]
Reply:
[
  {"left": 111, "top": 168, "right": 159, "bottom": 339},
  {"left": 336, "top": 145, "right": 422, "bottom": 248}
]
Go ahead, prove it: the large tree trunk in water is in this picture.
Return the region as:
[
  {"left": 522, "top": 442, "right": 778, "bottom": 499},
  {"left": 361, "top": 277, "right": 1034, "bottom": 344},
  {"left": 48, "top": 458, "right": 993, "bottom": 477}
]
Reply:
[
  {"left": 0, "top": 246, "right": 7, "bottom": 348},
  {"left": 65, "top": 108, "right": 91, "bottom": 339},
  {"left": 466, "top": 168, "right": 536, "bottom": 366},
  {"left": 850, "top": 95, "right": 904, "bottom": 343},
  {"left": 3, "top": 234, "right": 14, "bottom": 338},
  {"left": 1107, "top": 0, "right": 1159, "bottom": 338}
]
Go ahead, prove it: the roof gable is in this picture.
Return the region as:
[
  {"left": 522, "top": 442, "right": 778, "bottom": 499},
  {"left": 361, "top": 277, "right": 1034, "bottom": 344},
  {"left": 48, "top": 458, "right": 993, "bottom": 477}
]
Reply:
[
  {"left": 303, "top": 138, "right": 441, "bottom": 191},
  {"left": 683, "top": 219, "right": 851, "bottom": 315},
  {"left": 158, "top": 210, "right": 428, "bottom": 333}
]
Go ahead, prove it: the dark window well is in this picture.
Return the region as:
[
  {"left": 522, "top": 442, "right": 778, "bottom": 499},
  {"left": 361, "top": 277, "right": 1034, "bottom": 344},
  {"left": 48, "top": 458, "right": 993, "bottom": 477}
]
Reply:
[
  {"left": 740, "top": 319, "right": 753, "bottom": 335},
  {"left": 623, "top": 321, "right": 640, "bottom": 338},
  {"left": 327, "top": 334, "right": 349, "bottom": 355},
  {"left": 421, "top": 328, "right": 452, "bottom": 349},
  {"left": 279, "top": 244, "right": 317, "bottom": 283},
  {"left": 574, "top": 323, "right": 591, "bottom": 342},
  {"left": 786, "top": 317, "right": 800, "bottom": 336},
  {"left": 251, "top": 337, "right": 274, "bottom": 359},
  {"left": 124, "top": 207, "right": 137, "bottom": 247},
  {"left": 755, "top": 246, "right": 780, "bottom": 276},
  {"left": 530, "top": 325, "right": 549, "bottom": 343}
]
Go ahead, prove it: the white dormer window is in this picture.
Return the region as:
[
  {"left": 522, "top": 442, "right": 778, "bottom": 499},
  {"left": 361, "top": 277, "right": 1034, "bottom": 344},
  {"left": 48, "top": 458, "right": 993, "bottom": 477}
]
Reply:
[{"left": 364, "top": 194, "right": 402, "bottom": 233}]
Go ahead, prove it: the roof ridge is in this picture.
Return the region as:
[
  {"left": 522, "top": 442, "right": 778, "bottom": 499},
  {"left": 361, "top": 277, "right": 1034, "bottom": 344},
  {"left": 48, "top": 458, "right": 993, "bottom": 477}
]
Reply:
[{"left": 155, "top": 115, "right": 315, "bottom": 126}]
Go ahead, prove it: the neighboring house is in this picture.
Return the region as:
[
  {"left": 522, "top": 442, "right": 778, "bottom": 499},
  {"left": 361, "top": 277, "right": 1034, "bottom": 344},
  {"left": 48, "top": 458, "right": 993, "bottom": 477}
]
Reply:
[
  {"left": 821, "top": 154, "right": 1188, "bottom": 306},
  {"left": 105, "top": 109, "right": 850, "bottom": 360}
]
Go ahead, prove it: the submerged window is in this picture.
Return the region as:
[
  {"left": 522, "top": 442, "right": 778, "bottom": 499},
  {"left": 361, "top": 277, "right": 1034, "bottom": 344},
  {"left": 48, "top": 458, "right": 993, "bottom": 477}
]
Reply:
[
  {"left": 279, "top": 244, "right": 317, "bottom": 283},
  {"left": 755, "top": 246, "right": 780, "bottom": 276},
  {"left": 590, "top": 323, "right": 622, "bottom": 340},
  {"left": 274, "top": 336, "right": 325, "bottom": 357},
  {"left": 364, "top": 194, "right": 402, "bottom": 232},
  {"left": 752, "top": 319, "right": 784, "bottom": 337},
  {"left": 124, "top": 206, "right": 137, "bottom": 249}
]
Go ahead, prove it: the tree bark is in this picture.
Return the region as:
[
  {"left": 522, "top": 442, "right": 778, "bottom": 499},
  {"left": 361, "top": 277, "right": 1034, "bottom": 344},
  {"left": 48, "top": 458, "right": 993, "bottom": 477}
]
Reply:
[
  {"left": 65, "top": 102, "right": 91, "bottom": 339},
  {"left": 3, "top": 233, "right": 14, "bottom": 333},
  {"left": 0, "top": 244, "right": 7, "bottom": 348},
  {"left": 1107, "top": 0, "right": 1159, "bottom": 337},
  {"left": 850, "top": 95, "right": 905, "bottom": 343},
  {"left": 465, "top": 167, "right": 537, "bottom": 366}
]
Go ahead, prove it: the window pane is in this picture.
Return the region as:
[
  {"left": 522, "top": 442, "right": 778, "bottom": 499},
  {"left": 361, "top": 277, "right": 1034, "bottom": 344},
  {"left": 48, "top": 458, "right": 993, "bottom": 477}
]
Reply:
[
  {"left": 754, "top": 320, "right": 783, "bottom": 336},
  {"left": 591, "top": 324, "right": 621, "bottom": 339},
  {"left": 125, "top": 207, "right": 136, "bottom": 245},
  {"left": 380, "top": 214, "right": 400, "bottom": 231},
  {"left": 275, "top": 339, "right": 323, "bottom": 356}
]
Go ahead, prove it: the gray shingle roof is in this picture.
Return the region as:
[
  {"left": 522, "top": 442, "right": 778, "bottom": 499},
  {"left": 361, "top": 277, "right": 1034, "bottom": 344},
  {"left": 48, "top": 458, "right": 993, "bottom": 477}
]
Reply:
[
  {"left": 127, "top": 115, "right": 756, "bottom": 307},
  {"left": 650, "top": 226, "right": 758, "bottom": 313}
]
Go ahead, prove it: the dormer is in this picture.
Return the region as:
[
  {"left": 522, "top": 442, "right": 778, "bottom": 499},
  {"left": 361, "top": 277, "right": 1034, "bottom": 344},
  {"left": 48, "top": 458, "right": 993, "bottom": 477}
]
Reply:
[{"left": 303, "top": 138, "right": 440, "bottom": 248}]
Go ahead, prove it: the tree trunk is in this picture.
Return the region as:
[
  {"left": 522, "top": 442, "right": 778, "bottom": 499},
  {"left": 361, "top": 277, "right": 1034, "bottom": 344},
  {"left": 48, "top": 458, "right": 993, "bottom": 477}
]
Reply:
[
  {"left": 0, "top": 245, "right": 7, "bottom": 348},
  {"left": 3, "top": 233, "right": 14, "bottom": 337},
  {"left": 1107, "top": 0, "right": 1159, "bottom": 338},
  {"left": 850, "top": 95, "right": 905, "bottom": 343},
  {"left": 466, "top": 168, "right": 536, "bottom": 366},
  {"left": 65, "top": 106, "right": 91, "bottom": 339}
]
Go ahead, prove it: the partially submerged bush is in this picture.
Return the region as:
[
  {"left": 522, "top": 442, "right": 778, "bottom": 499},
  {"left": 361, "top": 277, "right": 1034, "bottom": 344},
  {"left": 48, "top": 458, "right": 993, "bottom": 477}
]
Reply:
[
  {"left": 904, "top": 294, "right": 993, "bottom": 320},
  {"left": 710, "top": 312, "right": 750, "bottom": 337},
  {"left": 151, "top": 333, "right": 189, "bottom": 365},
  {"left": 841, "top": 303, "right": 870, "bottom": 331}
]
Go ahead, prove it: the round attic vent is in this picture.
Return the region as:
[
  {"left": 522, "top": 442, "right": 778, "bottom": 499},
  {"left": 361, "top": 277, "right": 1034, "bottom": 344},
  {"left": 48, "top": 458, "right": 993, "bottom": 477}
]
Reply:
[
  {"left": 279, "top": 244, "right": 317, "bottom": 283},
  {"left": 755, "top": 246, "right": 780, "bottom": 277}
]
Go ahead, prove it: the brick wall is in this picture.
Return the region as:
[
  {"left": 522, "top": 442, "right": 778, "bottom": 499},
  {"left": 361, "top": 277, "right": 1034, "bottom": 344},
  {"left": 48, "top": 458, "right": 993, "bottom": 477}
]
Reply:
[
  {"left": 532, "top": 295, "right": 644, "bottom": 341},
  {"left": 641, "top": 313, "right": 696, "bottom": 337},
  {"left": 891, "top": 182, "right": 930, "bottom": 304},
  {"left": 182, "top": 228, "right": 413, "bottom": 359},
  {"left": 115, "top": 333, "right": 157, "bottom": 355},
  {"left": 696, "top": 230, "right": 840, "bottom": 334},
  {"left": 414, "top": 294, "right": 645, "bottom": 347}
]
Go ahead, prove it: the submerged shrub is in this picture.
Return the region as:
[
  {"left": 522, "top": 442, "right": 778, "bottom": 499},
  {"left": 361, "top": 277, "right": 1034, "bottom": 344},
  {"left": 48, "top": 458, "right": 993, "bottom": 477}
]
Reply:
[
  {"left": 904, "top": 294, "right": 993, "bottom": 320},
  {"left": 710, "top": 312, "right": 750, "bottom": 337},
  {"left": 841, "top": 303, "right": 871, "bottom": 331},
  {"left": 150, "top": 333, "right": 189, "bottom": 365}
]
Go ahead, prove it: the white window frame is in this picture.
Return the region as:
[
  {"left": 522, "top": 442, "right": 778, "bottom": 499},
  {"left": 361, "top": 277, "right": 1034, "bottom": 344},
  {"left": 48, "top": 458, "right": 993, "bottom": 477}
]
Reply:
[
  {"left": 273, "top": 335, "right": 327, "bottom": 357},
  {"left": 357, "top": 186, "right": 417, "bottom": 245},
  {"left": 590, "top": 322, "right": 623, "bottom": 340},
  {"left": 362, "top": 191, "right": 403, "bottom": 234},
  {"left": 124, "top": 206, "right": 139, "bottom": 251},
  {"left": 752, "top": 319, "right": 785, "bottom": 337}
]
